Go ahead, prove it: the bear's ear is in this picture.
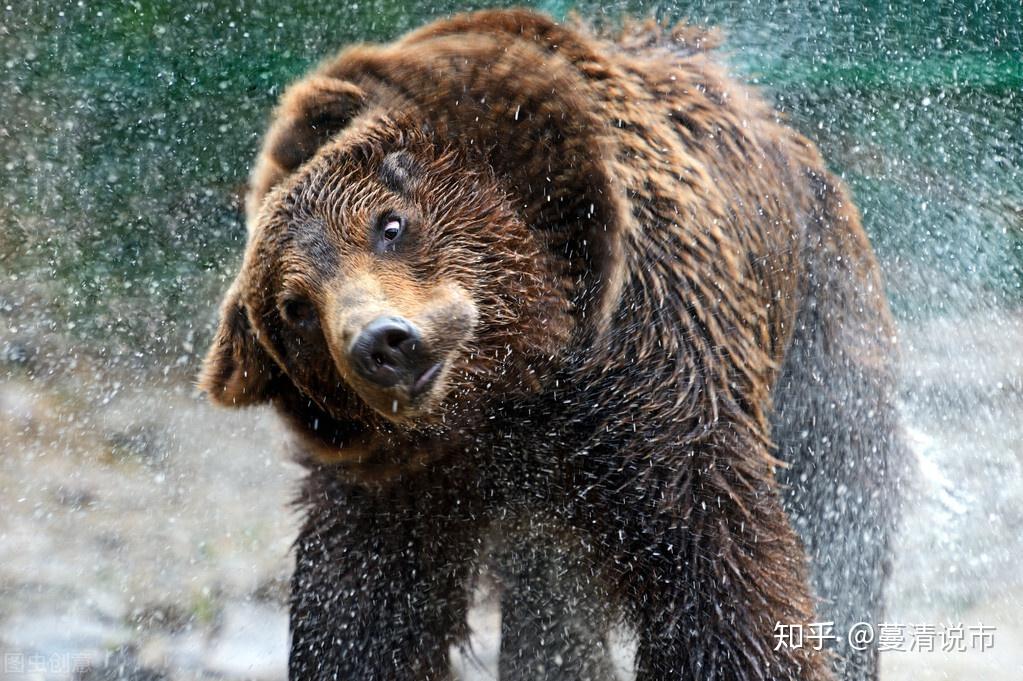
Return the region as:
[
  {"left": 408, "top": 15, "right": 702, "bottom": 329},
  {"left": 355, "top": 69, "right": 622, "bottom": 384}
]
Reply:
[
  {"left": 246, "top": 76, "right": 367, "bottom": 227},
  {"left": 199, "top": 292, "right": 275, "bottom": 407}
]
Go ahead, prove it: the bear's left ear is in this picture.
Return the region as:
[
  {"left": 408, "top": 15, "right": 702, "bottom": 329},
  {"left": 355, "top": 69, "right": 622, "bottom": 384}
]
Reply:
[
  {"left": 246, "top": 76, "right": 367, "bottom": 229},
  {"left": 199, "top": 290, "right": 275, "bottom": 407}
]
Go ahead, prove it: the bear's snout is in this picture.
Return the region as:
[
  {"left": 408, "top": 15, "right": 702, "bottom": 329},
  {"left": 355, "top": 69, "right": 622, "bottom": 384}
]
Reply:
[
  {"left": 350, "top": 315, "right": 439, "bottom": 396},
  {"left": 321, "top": 273, "right": 478, "bottom": 421}
]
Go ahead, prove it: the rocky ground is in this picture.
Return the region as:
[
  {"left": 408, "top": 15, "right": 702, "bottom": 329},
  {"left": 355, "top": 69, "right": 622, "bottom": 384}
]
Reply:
[{"left": 1, "top": 311, "right": 1021, "bottom": 680}]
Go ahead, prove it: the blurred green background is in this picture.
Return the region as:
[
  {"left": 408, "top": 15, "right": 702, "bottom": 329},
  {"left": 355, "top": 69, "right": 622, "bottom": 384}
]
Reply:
[{"left": 2, "top": 0, "right": 1021, "bottom": 377}]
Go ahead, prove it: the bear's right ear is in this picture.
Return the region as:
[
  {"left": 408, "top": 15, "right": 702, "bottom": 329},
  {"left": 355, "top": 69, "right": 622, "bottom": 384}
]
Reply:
[
  {"left": 246, "top": 76, "right": 367, "bottom": 227},
  {"left": 199, "top": 292, "right": 275, "bottom": 407}
]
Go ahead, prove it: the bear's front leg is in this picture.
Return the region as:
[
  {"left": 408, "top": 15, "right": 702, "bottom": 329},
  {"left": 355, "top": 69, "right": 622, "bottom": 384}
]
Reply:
[
  {"left": 591, "top": 438, "right": 835, "bottom": 681},
  {"left": 289, "top": 468, "right": 478, "bottom": 681},
  {"left": 496, "top": 531, "right": 619, "bottom": 681}
]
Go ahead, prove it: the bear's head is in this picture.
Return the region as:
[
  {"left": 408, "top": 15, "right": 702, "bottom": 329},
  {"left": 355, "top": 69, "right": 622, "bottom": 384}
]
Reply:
[{"left": 199, "top": 116, "right": 577, "bottom": 463}]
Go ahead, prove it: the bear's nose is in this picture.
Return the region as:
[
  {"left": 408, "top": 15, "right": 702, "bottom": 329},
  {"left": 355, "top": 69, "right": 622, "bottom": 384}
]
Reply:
[{"left": 350, "top": 316, "right": 430, "bottom": 389}]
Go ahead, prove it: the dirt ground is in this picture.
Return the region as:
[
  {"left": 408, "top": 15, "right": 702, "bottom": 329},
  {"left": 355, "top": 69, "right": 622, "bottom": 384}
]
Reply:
[{"left": 1, "top": 311, "right": 1021, "bottom": 680}]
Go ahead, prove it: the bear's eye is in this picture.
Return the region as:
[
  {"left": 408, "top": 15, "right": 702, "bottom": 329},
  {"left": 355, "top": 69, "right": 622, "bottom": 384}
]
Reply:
[
  {"left": 382, "top": 219, "right": 402, "bottom": 240},
  {"left": 374, "top": 213, "right": 405, "bottom": 252},
  {"left": 280, "top": 295, "right": 318, "bottom": 330}
]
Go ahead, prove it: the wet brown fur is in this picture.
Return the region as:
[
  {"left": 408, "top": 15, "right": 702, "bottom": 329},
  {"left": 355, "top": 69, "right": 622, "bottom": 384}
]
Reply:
[{"left": 200, "top": 9, "right": 900, "bottom": 681}]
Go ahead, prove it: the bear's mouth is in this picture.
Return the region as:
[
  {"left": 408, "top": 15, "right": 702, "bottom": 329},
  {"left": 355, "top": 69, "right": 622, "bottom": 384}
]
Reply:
[
  {"left": 345, "top": 354, "right": 454, "bottom": 424},
  {"left": 410, "top": 361, "right": 444, "bottom": 397}
]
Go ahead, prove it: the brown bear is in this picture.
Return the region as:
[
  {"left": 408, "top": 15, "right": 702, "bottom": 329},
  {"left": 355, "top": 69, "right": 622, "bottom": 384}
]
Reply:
[{"left": 200, "top": 9, "right": 903, "bottom": 681}]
